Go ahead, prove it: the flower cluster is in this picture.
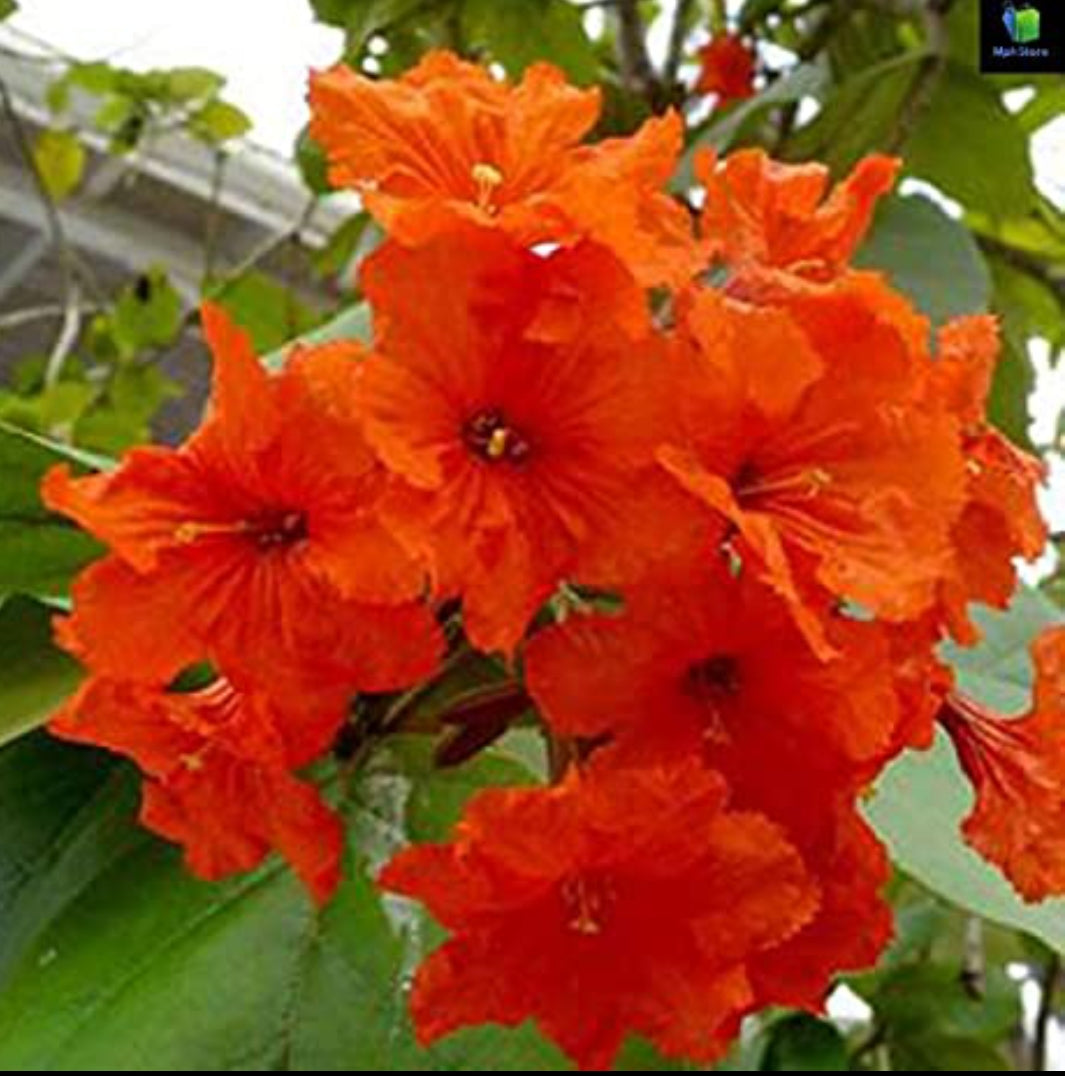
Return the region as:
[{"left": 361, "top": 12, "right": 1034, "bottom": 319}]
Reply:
[{"left": 46, "top": 51, "right": 1057, "bottom": 1069}]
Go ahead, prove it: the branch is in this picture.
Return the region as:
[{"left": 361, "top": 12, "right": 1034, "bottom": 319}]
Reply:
[
  {"left": 615, "top": 0, "right": 660, "bottom": 107},
  {"left": 883, "top": 0, "right": 954, "bottom": 153},
  {"left": 1034, "top": 952, "right": 1061, "bottom": 1072},
  {"left": 0, "top": 300, "right": 103, "bottom": 333},
  {"left": 0, "top": 73, "right": 84, "bottom": 383},
  {"left": 663, "top": 0, "right": 696, "bottom": 89}
]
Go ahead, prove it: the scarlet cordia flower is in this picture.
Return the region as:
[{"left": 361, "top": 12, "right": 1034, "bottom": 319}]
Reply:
[
  {"left": 657, "top": 279, "right": 967, "bottom": 655},
  {"left": 696, "top": 147, "right": 898, "bottom": 295},
  {"left": 525, "top": 562, "right": 897, "bottom": 1009},
  {"left": 524, "top": 559, "right": 901, "bottom": 777},
  {"left": 379, "top": 758, "right": 819, "bottom": 1071},
  {"left": 307, "top": 50, "right": 698, "bottom": 288},
  {"left": 927, "top": 316, "right": 1048, "bottom": 643},
  {"left": 357, "top": 229, "right": 700, "bottom": 657},
  {"left": 695, "top": 35, "right": 756, "bottom": 106},
  {"left": 938, "top": 626, "right": 1065, "bottom": 902},
  {"left": 43, "top": 304, "right": 444, "bottom": 695},
  {"left": 51, "top": 675, "right": 345, "bottom": 903}
]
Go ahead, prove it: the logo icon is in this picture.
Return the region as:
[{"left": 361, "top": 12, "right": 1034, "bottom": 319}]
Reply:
[{"left": 1003, "top": 2, "right": 1041, "bottom": 43}]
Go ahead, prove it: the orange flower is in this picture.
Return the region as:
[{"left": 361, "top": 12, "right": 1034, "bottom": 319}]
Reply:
[
  {"left": 43, "top": 304, "right": 443, "bottom": 695},
  {"left": 380, "top": 758, "right": 818, "bottom": 1071},
  {"left": 697, "top": 148, "right": 898, "bottom": 294},
  {"left": 695, "top": 35, "right": 756, "bottom": 106},
  {"left": 928, "top": 316, "right": 1048, "bottom": 642},
  {"left": 51, "top": 676, "right": 345, "bottom": 903},
  {"left": 657, "top": 281, "right": 967, "bottom": 655},
  {"left": 938, "top": 627, "right": 1065, "bottom": 902},
  {"left": 525, "top": 559, "right": 900, "bottom": 776},
  {"left": 357, "top": 230, "right": 697, "bottom": 656},
  {"left": 308, "top": 50, "right": 698, "bottom": 287}
]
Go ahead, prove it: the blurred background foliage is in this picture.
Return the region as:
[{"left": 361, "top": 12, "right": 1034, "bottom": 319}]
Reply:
[{"left": 0, "top": 0, "right": 1063, "bottom": 1069}]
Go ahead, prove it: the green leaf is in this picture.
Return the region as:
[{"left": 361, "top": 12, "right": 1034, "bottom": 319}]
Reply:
[
  {"left": 0, "top": 743, "right": 567, "bottom": 1069},
  {"left": 295, "top": 124, "right": 331, "bottom": 196},
  {"left": 311, "top": 213, "right": 373, "bottom": 280},
  {"left": 110, "top": 270, "right": 183, "bottom": 358},
  {"left": 855, "top": 194, "right": 991, "bottom": 328},
  {"left": 209, "top": 270, "right": 326, "bottom": 354},
  {"left": 866, "top": 589, "right": 1065, "bottom": 952},
  {"left": 759, "top": 1014, "right": 848, "bottom": 1071},
  {"left": 462, "top": 0, "right": 598, "bottom": 84},
  {"left": 165, "top": 66, "right": 225, "bottom": 102},
  {"left": 0, "top": 421, "right": 103, "bottom": 594},
  {"left": 905, "top": 65, "right": 1035, "bottom": 220},
  {"left": 188, "top": 98, "right": 252, "bottom": 144},
  {"left": 890, "top": 1036, "right": 1010, "bottom": 1071},
  {"left": 0, "top": 598, "right": 83, "bottom": 747},
  {"left": 31, "top": 129, "right": 85, "bottom": 202},
  {"left": 784, "top": 54, "right": 919, "bottom": 174},
  {"left": 0, "top": 1, "right": 17, "bottom": 22},
  {"left": 0, "top": 736, "right": 135, "bottom": 985}
]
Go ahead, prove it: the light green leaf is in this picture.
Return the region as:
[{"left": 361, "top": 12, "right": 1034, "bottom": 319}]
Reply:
[
  {"left": 866, "top": 589, "right": 1065, "bottom": 951},
  {"left": 31, "top": 129, "right": 85, "bottom": 202},
  {"left": 189, "top": 98, "right": 252, "bottom": 144},
  {"left": 462, "top": 0, "right": 599, "bottom": 84},
  {"left": 905, "top": 64, "right": 1035, "bottom": 220},
  {"left": 855, "top": 194, "right": 991, "bottom": 328},
  {"left": 165, "top": 66, "right": 225, "bottom": 102}
]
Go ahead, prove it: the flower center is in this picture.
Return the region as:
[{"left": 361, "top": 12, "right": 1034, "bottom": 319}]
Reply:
[
  {"left": 471, "top": 161, "right": 504, "bottom": 211},
  {"left": 683, "top": 654, "right": 741, "bottom": 706},
  {"left": 463, "top": 408, "right": 531, "bottom": 465},
  {"left": 733, "top": 460, "right": 832, "bottom": 506},
  {"left": 560, "top": 875, "right": 612, "bottom": 936},
  {"left": 173, "top": 510, "right": 308, "bottom": 551}
]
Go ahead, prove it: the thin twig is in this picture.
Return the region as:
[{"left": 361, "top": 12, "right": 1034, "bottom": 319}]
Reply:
[
  {"left": 883, "top": 0, "right": 954, "bottom": 153},
  {"left": 615, "top": 0, "right": 660, "bottom": 107},
  {"left": 0, "top": 72, "right": 83, "bottom": 383},
  {"left": 0, "top": 300, "right": 103, "bottom": 333},
  {"left": 201, "top": 149, "right": 228, "bottom": 286},
  {"left": 1034, "top": 952, "right": 1061, "bottom": 1072},
  {"left": 663, "top": 0, "right": 696, "bottom": 89}
]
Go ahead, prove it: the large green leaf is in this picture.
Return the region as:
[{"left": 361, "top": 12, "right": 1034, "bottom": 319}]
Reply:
[
  {"left": 0, "top": 736, "right": 569, "bottom": 1070},
  {"left": 0, "top": 421, "right": 104, "bottom": 594},
  {"left": 0, "top": 597, "right": 83, "bottom": 748},
  {"left": 855, "top": 193, "right": 991, "bottom": 328},
  {"left": 866, "top": 589, "right": 1065, "bottom": 951},
  {"left": 462, "top": 0, "right": 598, "bottom": 85},
  {"left": 905, "top": 65, "right": 1035, "bottom": 220}
]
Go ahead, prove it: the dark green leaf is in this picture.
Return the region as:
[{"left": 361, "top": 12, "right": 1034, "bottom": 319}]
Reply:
[
  {"left": 855, "top": 194, "right": 991, "bottom": 328},
  {"left": 759, "top": 1013, "right": 848, "bottom": 1071},
  {"left": 0, "top": 743, "right": 564, "bottom": 1069},
  {"left": 209, "top": 270, "right": 325, "bottom": 354},
  {"left": 296, "top": 125, "right": 331, "bottom": 195},
  {"left": 0, "top": 598, "right": 83, "bottom": 746},
  {"left": 0, "top": 421, "right": 103, "bottom": 594},
  {"left": 0, "top": 1, "right": 17, "bottom": 22}
]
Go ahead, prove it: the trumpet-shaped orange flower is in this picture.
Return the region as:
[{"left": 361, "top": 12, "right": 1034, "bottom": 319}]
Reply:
[
  {"left": 658, "top": 281, "right": 967, "bottom": 654},
  {"left": 928, "top": 316, "right": 1047, "bottom": 642},
  {"left": 380, "top": 758, "right": 818, "bottom": 1071},
  {"left": 525, "top": 560, "right": 900, "bottom": 776},
  {"left": 695, "top": 35, "right": 756, "bottom": 106},
  {"left": 44, "top": 304, "right": 443, "bottom": 694},
  {"left": 308, "top": 50, "right": 698, "bottom": 287},
  {"left": 357, "top": 230, "right": 697, "bottom": 656},
  {"left": 51, "top": 675, "right": 345, "bottom": 903},
  {"left": 697, "top": 148, "right": 898, "bottom": 295},
  {"left": 938, "top": 627, "right": 1065, "bottom": 902}
]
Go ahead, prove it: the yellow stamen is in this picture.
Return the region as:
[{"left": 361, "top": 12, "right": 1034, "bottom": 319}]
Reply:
[
  {"left": 173, "top": 520, "right": 251, "bottom": 544},
  {"left": 486, "top": 427, "right": 510, "bottom": 460},
  {"left": 565, "top": 877, "right": 602, "bottom": 936},
  {"left": 471, "top": 162, "right": 504, "bottom": 211},
  {"left": 180, "top": 751, "right": 205, "bottom": 772},
  {"left": 739, "top": 467, "right": 833, "bottom": 502}
]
